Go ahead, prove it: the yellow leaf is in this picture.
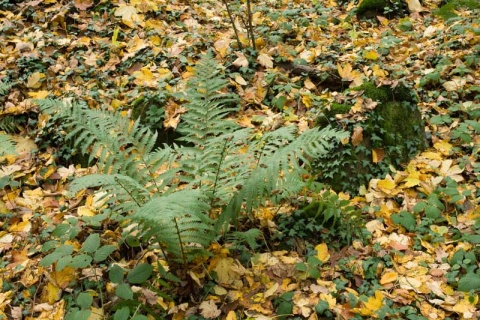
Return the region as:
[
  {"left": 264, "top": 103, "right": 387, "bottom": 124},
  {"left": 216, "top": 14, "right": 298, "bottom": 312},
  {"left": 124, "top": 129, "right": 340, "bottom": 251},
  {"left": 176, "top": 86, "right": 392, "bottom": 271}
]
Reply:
[
  {"left": 372, "top": 148, "right": 385, "bottom": 163},
  {"left": 9, "top": 221, "right": 32, "bottom": 233},
  {"left": 28, "top": 90, "right": 50, "bottom": 99},
  {"left": 77, "top": 206, "right": 95, "bottom": 217},
  {"left": 380, "top": 271, "right": 398, "bottom": 284},
  {"left": 319, "top": 293, "right": 336, "bottom": 308},
  {"left": 114, "top": 5, "right": 143, "bottom": 28},
  {"left": 257, "top": 53, "right": 273, "bottom": 68},
  {"left": 433, "top": 140, "right": 452, "bottom": 155},
  {"left": 377, "top": 179, "right": 395, "bottom": 191},
  {"left": 301, "top": 94, "right": 312, "bottom": 108},
  {"left": 315, "top": 243, "right": 330, "bottom": 263},
  {"left": 372, "top": 64, "right": 388, "bottom": 77},
  {"left": 337, "top": 63, "right": 363, "bottom": 86},
  {"left": 226, "top": 311, "right": 237, "bottom": 320},
  {"left": 364, "top": 290, "right": 384, "bottom": 313},
  {"left": 26, "top": 72, "right": 45, "bottom": 88},
  {"left": 363, "top": 50, "right": 379, "bottom": 61},
  {"left": 132, "top": 67, "right": 156, "bottom": 87},
  {"left": 42, "top": 282, "right": 62, "bottom": 304}
]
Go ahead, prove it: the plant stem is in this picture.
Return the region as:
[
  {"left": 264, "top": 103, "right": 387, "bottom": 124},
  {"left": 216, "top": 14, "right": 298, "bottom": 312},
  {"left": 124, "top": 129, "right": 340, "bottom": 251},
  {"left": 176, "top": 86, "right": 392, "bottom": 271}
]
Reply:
[
  {"left": 246, "top": 0, "right": 256, "bottom": 50},
  {"left": 222, "top": 0, "right": 243, "bottom": 51}
]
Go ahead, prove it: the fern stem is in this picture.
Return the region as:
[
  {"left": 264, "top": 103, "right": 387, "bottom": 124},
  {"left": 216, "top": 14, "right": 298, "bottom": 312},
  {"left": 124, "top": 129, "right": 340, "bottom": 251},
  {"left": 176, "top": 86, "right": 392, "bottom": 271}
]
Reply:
[
  {"left": 210, "top": 136, "right": 231, "bottom": 208},
  {"left": 114, "top": 176, "right": 145, "bottom": 209},
  {"left": 173, "top": 217, "right": 188, "bottom": 267}
]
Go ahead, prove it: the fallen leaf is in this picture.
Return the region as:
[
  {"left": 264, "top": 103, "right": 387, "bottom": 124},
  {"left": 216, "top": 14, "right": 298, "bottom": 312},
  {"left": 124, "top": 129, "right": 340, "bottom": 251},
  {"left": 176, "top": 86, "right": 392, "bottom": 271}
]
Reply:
[
  {"left": 199, "top": 300, "right": 221, "bottom": 319},
  {"left": 257, "top": 53, "right": 273, "bottom": 68}
]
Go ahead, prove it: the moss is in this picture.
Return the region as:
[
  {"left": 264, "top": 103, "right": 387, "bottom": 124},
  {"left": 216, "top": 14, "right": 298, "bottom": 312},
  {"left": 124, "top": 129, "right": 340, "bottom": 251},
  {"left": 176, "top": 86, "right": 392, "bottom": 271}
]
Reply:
[
  {"left": 356, "top": 0, "right": 388, "bottom": 17},
  {"left": 434, "top": 0, "right": 480, "bottom": 20},
  {"left": 314, "top": 83, "right": 426, "bottom": 194},
  {"left": 329, "top": 103, "right": 352, "bottom": 115},
  {"left": 352, "top": 82, "right": 416, "bottom": 104},
  {"left": 316, "top": 103, "right": 352, "bottom": 126}
]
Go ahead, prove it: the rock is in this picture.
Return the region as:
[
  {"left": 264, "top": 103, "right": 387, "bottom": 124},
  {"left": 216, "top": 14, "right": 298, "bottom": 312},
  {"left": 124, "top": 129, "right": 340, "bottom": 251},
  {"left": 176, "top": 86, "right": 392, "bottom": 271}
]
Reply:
[{"left": 314, "top": 82, "right": 426, "bottom": 194}]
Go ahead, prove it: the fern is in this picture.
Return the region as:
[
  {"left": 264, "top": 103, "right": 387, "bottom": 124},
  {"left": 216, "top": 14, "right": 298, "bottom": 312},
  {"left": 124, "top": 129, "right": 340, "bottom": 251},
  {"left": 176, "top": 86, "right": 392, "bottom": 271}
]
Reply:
[
  {"left": 37, "top": 53, "right": 346, "bottom": 263},
  {"left": 0, "top": 133, "right": 17, "bottom": 157}
]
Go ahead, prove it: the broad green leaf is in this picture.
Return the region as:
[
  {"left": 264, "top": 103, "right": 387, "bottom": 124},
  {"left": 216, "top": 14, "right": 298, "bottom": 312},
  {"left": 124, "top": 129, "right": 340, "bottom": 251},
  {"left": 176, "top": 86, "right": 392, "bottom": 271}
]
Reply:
[
  {"left": 73, "top": 309, "right": 91, "bottom": 320},
  {"left": 94, "top": 245, "right": 117, "bottom": 262},
  {"left": 458, "top": 272, "right": 480, "bottom": 292},
  {"left": 40, "top": 252, "right": 64, "bottom": 267},
  {"left": 131, "top": 315, "right": 149, "bottom": 320},
  {"left": 127, "top": 263, "right": 153, "bottom": 284},
  {"left": 77, "top": 292, "right": 93, "bottom": 309},
  {"left": 114, "top": 307, "right": 130, "bottom": 320},
  {"left": 56, "top": 255, "right": 73, "bottom": 271},
  {"left": 71, "top": 254, "right": 92, "bottom": 269},
  {"left": 391, "top": 211, "right": 416, "bottom": 231},
  {"left": 116, "top": 283, "right": 133, "bottom": 300},
  {"left": 82, "top": 234, "right": 100, "bottom": 253},
  {"left": 109, "top": 264, "right": 125, "bottom": 284}
]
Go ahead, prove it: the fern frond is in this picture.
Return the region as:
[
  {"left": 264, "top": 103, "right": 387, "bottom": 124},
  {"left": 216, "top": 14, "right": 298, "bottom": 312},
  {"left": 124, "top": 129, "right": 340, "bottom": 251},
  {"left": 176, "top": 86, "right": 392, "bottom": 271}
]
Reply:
[
  {"left": 217, "top": 125, "right": 346, "bottom": 231},
  {"left": 0, "top": 133, "right": 17, "bottom": 156},
  {"left": 133, "top": 190, "right": 214, "bottom": 262},
  {"left": 177, "top": 53, "right": 240, "bottom": 147}
]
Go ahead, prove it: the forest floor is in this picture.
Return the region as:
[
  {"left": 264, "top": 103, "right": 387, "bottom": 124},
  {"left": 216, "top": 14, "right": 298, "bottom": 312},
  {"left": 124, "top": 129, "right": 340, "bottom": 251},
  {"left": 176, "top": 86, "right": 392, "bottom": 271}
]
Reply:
[{"left": 0, "top": 0, "right": 479, "bottom": 319}]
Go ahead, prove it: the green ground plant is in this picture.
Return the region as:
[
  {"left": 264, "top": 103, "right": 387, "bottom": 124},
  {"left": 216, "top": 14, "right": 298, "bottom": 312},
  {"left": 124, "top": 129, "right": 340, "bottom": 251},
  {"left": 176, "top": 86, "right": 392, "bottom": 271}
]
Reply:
[{"left": 37, "top": 54, "right": 346, "bottom": 270}]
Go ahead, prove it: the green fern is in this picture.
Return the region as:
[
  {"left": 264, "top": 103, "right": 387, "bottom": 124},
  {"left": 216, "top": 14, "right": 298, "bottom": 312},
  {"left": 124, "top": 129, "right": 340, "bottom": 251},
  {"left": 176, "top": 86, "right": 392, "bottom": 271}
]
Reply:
[
  {"left": 0, "top": 133, "right": 17, "bottom": 157},
  {"left": 37, "top": 53, "right": 346, "bottom": 263}
]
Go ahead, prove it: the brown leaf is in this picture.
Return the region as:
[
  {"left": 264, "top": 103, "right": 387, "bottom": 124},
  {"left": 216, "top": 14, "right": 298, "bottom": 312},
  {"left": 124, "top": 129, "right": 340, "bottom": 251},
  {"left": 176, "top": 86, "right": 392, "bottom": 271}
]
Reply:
[
  {"left": 74, "top": 0, "right": 94, "bottom": 11},
  {"left": 351, "top": 126, "right": 363, "bottom": 147}
]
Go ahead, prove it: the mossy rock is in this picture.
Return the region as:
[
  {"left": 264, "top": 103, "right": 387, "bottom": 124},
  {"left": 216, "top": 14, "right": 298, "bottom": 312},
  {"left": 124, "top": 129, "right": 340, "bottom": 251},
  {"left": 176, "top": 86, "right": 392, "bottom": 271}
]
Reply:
[
  {"left": 356, "top": 0, "right": 408, "bottom": 19},
  {"left": 433, "top": 0, "right": 480, "bottom": 20},
  {"left": 314, "top": 82, "right": 426, "bottom": 194}
]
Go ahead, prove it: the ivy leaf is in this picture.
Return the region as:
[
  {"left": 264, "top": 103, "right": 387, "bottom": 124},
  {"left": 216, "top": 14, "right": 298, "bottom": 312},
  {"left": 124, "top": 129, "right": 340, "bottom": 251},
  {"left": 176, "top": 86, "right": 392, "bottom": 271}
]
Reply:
[{"left": 391, "top": 211, "right": 416, "bottom": 231}]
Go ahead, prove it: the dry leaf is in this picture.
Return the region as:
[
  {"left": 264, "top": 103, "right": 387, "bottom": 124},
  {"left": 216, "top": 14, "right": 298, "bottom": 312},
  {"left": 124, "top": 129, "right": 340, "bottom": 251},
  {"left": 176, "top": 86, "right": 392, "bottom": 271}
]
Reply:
[
  {"left": 351, "top": 126, "right": 364, "bottom": 147},
  {"left": 233, "top": 52, "right": 248, "bottom": 68},
  {"left": 199, "top": 300, "right": 221, "bottom": 319},
  {"left": 257, "top": 53, "right": 273, "bottom": 68}
]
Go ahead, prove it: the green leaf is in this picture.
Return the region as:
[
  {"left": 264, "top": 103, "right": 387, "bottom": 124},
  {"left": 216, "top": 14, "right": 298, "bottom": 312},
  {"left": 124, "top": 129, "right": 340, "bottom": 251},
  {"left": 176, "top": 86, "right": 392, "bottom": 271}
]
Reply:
[
  {"left": 40, "top": 252, "right": 64, "bottom": 267},
  {"left": 315, "top": 300, "right": 330, "bottom": 314},
  {"left": 56, "top": 255, "right": 73, "bottom": 271},
  {"left": 391, "top": 211, "right": 416, "bottom": 231},
  {"left": 71, "top": 254, "right": 92, "bottom": 269},
  {"left": 82, "top": 234, "right": 100, "bottom": 253},
  {"left": 73, "top": 309, "right": 91, "bottom": 320},
  {"left": 458, "top": 272, "right": 480, "bottom": 292},
  {"left": 131, "top": 315, "right": 149, "bottom": 320},
  {"left": 94, "top": 245, "right": 116, "bottom": 262},
  {"left": 116, "top": 283, "right": 133, "bottom": 300},
  {"left": 109, "top": 264, "right": 125, "bottom": 284},
  {"left": 77, "top": 292, "right": 93, "bottom": 309},
  {"left": 114, "top": 307, "right": 130, "bottom": 320},
  {"left": 127, "top": 263, "right": 153, "bottom": 284}
]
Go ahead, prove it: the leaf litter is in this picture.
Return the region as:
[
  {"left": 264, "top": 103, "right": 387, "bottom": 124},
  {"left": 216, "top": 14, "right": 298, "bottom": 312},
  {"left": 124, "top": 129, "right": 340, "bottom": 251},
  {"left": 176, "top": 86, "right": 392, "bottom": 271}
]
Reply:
[{"left": 0, "top": 0, "right": 479, "bottom": 318}]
